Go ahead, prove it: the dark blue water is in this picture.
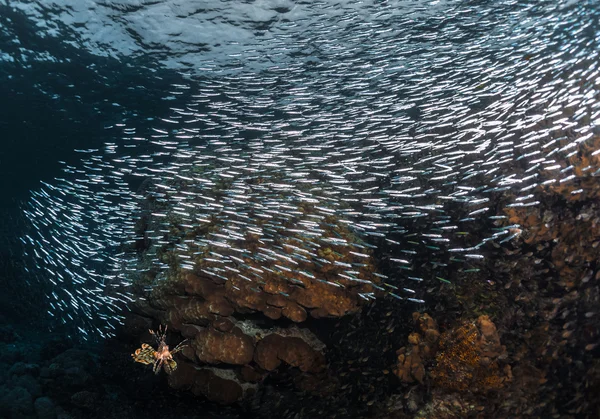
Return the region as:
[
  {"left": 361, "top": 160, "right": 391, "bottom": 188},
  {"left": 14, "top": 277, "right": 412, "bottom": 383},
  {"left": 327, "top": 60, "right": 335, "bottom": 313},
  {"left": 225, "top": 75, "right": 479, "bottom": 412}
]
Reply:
[{"left": 1, "top": 0, "right": 599, "bottom": 418}]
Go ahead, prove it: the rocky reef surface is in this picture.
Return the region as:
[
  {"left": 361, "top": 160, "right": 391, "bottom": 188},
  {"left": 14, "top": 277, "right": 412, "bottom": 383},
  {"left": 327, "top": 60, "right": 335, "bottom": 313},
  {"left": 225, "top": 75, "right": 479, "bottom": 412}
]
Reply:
[
  {"left": 3, "top": 137, "right": 600, "bottom": 418},
  {"left": 3, "top": 145, "right": 600, "bottom": 417},
  {"left": 113, "top": 136, "right": 599, "bottom": 418}
]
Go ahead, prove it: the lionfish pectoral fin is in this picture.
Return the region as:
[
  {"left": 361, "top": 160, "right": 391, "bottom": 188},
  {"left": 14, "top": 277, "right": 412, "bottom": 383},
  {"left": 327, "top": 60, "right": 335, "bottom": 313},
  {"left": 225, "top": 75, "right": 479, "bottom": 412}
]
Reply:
[
  {"left": 132, "top": 345, "right": 157, "bottom": 366},
  {"left": 164, "top": 359, "right": 177, "bottom": 375}
]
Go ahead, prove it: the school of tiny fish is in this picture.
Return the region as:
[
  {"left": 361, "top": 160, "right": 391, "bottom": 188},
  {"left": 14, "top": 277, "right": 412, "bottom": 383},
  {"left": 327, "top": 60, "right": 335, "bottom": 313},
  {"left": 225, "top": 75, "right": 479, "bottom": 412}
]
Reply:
[{"left": 19, "top": 0, "right": 600, "bottom": 338}]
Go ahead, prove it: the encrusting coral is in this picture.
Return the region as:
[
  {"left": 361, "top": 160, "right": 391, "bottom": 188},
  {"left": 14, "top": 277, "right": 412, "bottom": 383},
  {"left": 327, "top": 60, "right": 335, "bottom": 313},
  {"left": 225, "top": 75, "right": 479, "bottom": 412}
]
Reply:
[
  {"left": 430, "top": 315, "right": 508, "bottom": 392},
  {"left": 394, "top": 313, "right": 509, "bottom": 394}
]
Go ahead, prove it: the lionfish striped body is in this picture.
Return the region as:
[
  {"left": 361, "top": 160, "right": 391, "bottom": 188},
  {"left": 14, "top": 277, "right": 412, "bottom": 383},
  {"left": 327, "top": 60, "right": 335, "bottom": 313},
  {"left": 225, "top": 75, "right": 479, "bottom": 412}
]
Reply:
[{"left": 132, "top": 325, "right": 187, "bottom": 375}]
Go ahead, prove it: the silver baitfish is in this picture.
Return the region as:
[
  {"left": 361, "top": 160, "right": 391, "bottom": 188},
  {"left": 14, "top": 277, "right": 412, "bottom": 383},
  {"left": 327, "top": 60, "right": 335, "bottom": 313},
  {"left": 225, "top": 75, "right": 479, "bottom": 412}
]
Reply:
[{"left": 17, "top": 0, "right": 600, "bottom": 338}]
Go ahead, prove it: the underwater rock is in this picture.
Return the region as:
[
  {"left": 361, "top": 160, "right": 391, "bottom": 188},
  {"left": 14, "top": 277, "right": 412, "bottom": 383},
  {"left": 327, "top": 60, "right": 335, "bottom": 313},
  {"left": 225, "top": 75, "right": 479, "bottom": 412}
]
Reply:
[
  {"left": 393, "top": 313, "right": 509, "bottom": 393},
  {"left": 412, "top": 393, "right": 480, "bottom": 419},
  {"left": 0, "top": 385, "right": 35, "bottom": 419},
  {"left": 9, "top": 362, "right": 40, "bottom": 377},
  {"left": 135, "top": 190, "right": 383, "bottom": 322},
  {"left": 476, "top": 315, "right": 505, "bottom": 360},
  {"left": 131, "top": 308, "right": 327, "bottom": 404},
  {"left": 13, "top": 374, "right": 42, "bottom": 399},
  {"left": 172, "top": 323, "right": 321, "bottom": 402},
  {"left": 1, "top": 343, "right": 24, "bottom": 364},
  {"left": 48, "top": 349, "right": 95, "bottom": 372},
  {"left": 431, "top": 316, "right": 509, "bottom": 393},
  {"left": 70, "top": 391, "right": 98, "bottom": 410},
  {"left": 191, "top": 369, "right": 246, "bottom": 405},
  {"left": 39, "top": 364, "right": 62, "bottom": 379},
  {"left": 39, "top": 338, "right": 71, "bottom": 363},
  {"left": 33, "top": 397, "right": 57, "bottom": 419},
  {"left": 59, "top": 366, "right": 91, "bottom": 389},
  {"left": 37, "top": 349, "right": 96, "bottom": 404},
  {"left": 192, "top": 327, "right": 255, "bottom": 365},
  {"left": 167, "top": 360, "right": 197, "bottom": 391},
  {"left": 395, "top": 345, "right": 426, "bottom": 385},
  {"left": 394, "top": 312, "right": 439, "bottom": 384},
  {"left": 169, "top": 362, "right": 257, "bottom": 404},
  {"left": 254, "top": 333, "right": 325, "bottom": 373}
]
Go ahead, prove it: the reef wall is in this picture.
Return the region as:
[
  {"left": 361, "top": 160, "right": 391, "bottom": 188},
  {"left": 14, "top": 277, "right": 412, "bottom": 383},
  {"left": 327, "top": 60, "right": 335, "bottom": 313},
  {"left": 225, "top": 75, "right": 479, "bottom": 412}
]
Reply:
[{"left": 12, "top": 0, "right": 600, "bottom": 416}]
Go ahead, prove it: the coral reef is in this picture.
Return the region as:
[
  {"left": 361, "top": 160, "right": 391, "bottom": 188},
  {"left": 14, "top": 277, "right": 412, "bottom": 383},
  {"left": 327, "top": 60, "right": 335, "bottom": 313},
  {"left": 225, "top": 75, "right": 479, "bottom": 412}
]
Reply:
[
  {"left": 15, "top": 133, "right": 600, "bottom": 417},
  {"left": 393, "top": 313, "right": 439, "bottom": 384},
  {"left": 377, "top": 137, "right": 600, "bottom": 418},
  {"left": 254, "top": 333, "right": 325, "bottom": 373},
  {"left": 394, "top": 313, "right": 509, "bottom": 393},
  {"left": 430, "top": 315, "right": 508, "bottom": 393},
  {"left": 124, "top": 176, "right": 384, "bottom": 404}
]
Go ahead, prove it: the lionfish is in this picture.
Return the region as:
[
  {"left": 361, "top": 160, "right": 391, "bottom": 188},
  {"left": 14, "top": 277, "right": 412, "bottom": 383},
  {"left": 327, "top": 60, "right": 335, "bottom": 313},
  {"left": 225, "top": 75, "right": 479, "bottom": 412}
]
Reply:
[{"left": 132, "top": 325, "right": 187, "bottom": 375}]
